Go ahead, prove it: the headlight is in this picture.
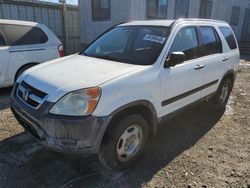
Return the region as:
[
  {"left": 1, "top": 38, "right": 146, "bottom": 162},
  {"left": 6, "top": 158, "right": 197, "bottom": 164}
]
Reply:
[{"left": 50, "top": 87, "right": 101, "bottom": 116}]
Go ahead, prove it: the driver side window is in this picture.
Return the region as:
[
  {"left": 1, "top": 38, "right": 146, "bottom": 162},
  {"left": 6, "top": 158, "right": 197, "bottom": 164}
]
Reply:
[{"left": 169, "top": 27, "right": 198, "bottom": 62}]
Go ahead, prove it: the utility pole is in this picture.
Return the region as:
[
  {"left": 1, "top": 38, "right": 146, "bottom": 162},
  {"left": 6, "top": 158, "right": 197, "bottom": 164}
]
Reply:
[{"left": 60, "top": 0, "right": 68, "bottom": 54}]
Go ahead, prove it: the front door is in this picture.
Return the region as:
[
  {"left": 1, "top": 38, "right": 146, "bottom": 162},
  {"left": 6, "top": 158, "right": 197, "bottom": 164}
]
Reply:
[
  {"left": 0, "top": 32, "right": 9, "bottom": 86},
  {"left": 159, "top": 26, "right": 203, "bottom": 117},
  {"left": 241, "top": 9, "right": 250, "bottom": 42}
]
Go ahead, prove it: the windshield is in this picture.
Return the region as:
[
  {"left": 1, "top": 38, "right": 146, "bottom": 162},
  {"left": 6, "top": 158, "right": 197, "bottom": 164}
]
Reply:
[{"left": 83, "top": 26, "right": 170, "bottom": 65}]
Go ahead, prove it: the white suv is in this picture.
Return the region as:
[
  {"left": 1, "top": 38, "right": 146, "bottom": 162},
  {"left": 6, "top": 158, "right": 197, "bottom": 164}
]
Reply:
[
  {"left": 11, "top": 19, "right": 239, "bottom": 170},
  {"left": 0, "top": 19, "right": 64, "bottom": 88}
]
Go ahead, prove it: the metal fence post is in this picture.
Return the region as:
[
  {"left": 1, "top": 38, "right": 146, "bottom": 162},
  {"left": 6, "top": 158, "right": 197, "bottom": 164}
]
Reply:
[{"left": 60, "top": 0, "right": 68, "bottom": 54}]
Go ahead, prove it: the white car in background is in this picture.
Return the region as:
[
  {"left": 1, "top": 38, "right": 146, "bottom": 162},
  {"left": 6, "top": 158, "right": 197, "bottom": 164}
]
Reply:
[{"left": 0, "top": 19, "right": 64, "bottom": 88}]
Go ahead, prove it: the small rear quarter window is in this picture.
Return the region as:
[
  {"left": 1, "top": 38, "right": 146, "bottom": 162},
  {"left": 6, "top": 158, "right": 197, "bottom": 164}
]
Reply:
[{"left": 219, "top": 27, "right": 237, "bottom": 49}]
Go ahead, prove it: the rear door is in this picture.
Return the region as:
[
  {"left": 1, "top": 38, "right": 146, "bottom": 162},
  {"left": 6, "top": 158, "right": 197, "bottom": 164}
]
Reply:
[
  {"left": 3, "top": 24, "right": 48, "bottom": 82},
  {"left": 218, "top": 26, "right": 240, "bottom": 72},
  {"left": 0, "top": 31, "right": 9, "bottom": 86},
  {"left": 196, "top": 26, "right": 224, "bottom": 98}
]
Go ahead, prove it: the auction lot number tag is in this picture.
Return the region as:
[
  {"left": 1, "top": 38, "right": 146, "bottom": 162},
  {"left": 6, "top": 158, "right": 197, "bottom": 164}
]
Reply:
[{"left": 143, "top": 34, "right": 166, "bottom": 44}]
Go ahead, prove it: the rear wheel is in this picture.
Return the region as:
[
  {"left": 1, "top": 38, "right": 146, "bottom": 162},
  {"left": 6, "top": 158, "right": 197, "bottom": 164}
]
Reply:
[
  {"left": 98, "top": 114, "right": 149, "bottom": 171},
  {"left": 211, "top": 77, "right": 233, "bottom": 109}
]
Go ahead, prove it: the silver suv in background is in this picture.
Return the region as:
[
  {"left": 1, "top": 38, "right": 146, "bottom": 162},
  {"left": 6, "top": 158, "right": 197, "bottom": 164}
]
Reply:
[{"left": 0, "top": 19, "right": 64, "bottom": 88}]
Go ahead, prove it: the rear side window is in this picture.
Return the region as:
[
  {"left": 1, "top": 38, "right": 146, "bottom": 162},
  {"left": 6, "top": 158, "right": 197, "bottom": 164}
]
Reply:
[
  {"left": 169, "top": 27, "right": 198, "bottom": 61},
  {"left": 0, "top": 32, "right": 6, "bottom": 46},
  {"left": 199, "top": 26, "right": 222, "bottom": 56},
  {"left": 0, "top": 24, "right": 48, "bottom": 46},
  {"left": 219, "top": 27, "right": 237, "bottom": 49}
]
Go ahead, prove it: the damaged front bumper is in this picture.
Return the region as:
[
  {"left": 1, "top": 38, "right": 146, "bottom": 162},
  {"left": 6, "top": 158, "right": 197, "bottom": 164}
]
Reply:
[{"left": 10, "top": 86, "right": 112, "bottom": 155}]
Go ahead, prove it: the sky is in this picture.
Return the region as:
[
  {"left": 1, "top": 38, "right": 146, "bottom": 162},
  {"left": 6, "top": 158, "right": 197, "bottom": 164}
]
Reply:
[{"left": 38, "top": 0, "right": 78, "bottom": 5}]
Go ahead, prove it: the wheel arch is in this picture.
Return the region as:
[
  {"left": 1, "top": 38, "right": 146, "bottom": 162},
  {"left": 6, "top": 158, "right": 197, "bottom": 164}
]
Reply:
[
  {"left": 15, "top": 62, "right": 39, "bottom": 81},
  {"left": 222, "top": 70, "right": 235, "bottom": 82},
  {"left": 221, "top": 70, "right": 235, "bottom": 91},
  {"left": 102, "top": 100, "right": 158, "bottom": 143}
]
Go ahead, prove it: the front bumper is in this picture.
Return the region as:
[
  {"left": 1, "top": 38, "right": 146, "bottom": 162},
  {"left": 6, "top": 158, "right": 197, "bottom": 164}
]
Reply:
[{"left": 10, "top": 85, "right": 112, "bottom": 154}]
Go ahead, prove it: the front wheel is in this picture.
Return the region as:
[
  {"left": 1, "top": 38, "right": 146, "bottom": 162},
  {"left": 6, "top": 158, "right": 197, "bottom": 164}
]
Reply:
[
  {"left": 98, "top": 114, "right": 149, "bottom": 171},
  {"left": 211, "top": 78, "right": 233, "bottom": 109}
]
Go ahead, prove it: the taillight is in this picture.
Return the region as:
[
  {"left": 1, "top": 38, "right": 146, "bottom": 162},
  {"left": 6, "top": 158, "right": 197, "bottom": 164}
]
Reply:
[{"left": 58, "top": 44, "right": 64, "bottom": 57}]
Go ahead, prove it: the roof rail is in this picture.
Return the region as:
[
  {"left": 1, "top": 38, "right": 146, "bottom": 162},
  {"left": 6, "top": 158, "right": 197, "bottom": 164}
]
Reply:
[{"left": 170, "top": 18, "right": 227, "bottom": 29}]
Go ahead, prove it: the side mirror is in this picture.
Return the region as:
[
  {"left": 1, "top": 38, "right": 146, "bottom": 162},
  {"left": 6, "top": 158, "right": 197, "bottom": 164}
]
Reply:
[{"left": 165, "top": 52, "right": 185, "bottom": 68}]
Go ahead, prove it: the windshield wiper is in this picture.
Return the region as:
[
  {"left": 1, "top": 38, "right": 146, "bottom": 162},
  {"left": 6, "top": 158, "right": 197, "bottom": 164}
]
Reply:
[
  {"left": 94, "top": 55, "right": 126, "bottom": 62},
  {"left": 82, "top": 53, "right": 129, "bottom": 63}
]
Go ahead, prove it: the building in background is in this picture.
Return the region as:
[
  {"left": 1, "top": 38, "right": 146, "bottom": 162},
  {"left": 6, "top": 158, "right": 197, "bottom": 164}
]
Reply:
[
  {"left": 0, "top": 0, "right": 80, "bottom": 54},
  {"left": 79, "top": 0, "right": 250, "bottom": 54}
]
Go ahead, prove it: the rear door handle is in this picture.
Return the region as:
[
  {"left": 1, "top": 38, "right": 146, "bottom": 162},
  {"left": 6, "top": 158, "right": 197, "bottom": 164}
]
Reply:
[
  {"left": 222, "top": 57, "right": 229, "bottom": 62},
  {"left": 195, "top": 64, "right": 205, "bottom": 70}
]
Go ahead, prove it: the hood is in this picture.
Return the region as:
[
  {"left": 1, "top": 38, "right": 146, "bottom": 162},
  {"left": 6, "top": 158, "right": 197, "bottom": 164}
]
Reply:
[{"left": 20, "top": 54, "right": 143, "bottom": 102}]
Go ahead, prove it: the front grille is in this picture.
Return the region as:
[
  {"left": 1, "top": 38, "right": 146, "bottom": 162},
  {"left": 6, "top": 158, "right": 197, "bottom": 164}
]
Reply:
[{"left": 16, "top": 81, "right": 48, "bottom": 109}]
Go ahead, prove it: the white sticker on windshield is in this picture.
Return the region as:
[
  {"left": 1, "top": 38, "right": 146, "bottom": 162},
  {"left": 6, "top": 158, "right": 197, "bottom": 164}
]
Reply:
[{"left": 143, "top": 34, "right": 166, "bottom": 44}]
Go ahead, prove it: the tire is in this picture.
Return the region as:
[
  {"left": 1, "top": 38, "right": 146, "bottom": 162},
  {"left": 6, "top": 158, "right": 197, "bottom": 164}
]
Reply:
[
  {"left": 211, "top": 77, "right": 233, "bottom": 110},
  {"left": 15, "top": 64, "right": 36, "bottom": 82},
  {"left": 98, "top": 114, "right": 149, "bottom": 171}
]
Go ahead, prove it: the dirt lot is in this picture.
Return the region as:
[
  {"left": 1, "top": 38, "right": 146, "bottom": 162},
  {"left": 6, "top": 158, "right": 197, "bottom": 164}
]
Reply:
[{"left": 0, "top": 57, "right": 249, "bottom": 188}]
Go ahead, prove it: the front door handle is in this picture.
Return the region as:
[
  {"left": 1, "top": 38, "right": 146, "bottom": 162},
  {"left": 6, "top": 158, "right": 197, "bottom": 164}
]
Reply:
[
  {"left": 222, "top": 57, "right": 229, "bottom": 62},
  {"left": 195, "top": 64, "right": 205, "bottom": 70}
]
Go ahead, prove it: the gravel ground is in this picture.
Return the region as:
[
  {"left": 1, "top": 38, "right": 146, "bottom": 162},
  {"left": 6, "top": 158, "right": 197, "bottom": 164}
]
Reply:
[{"left": 0, "top": 58, "right": 249, "bottom": 188}]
